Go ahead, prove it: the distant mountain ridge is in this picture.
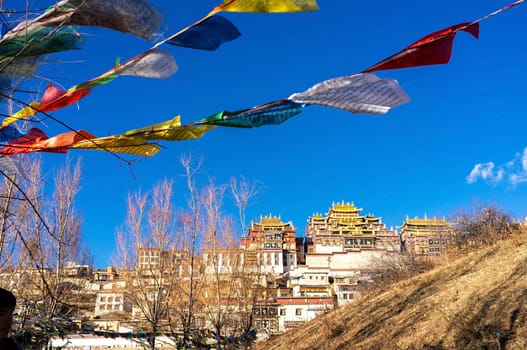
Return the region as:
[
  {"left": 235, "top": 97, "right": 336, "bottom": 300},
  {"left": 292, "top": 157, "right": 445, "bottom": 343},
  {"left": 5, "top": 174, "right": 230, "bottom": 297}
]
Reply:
[{"left": 256, "top": 234, "right": 527, "bottom": 349}]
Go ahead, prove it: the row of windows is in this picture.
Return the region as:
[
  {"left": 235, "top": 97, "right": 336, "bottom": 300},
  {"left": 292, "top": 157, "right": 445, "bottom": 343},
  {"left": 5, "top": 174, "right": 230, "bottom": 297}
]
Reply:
[
  {"left": 429, "top": 239, "right": 448, "bottom": 245},
  {"left": 98, "top": 296, "right": 122, "bottom": 303},
  {"left": 340, "top": 293, "right": 353, "bottom": 300},
  {"left": 98, "top": 304, "right": 121, "bottom": 311},
  {"left": 255, "top": 308, "right": 322, "bottom": 317},
  {"left": 306, "top": 275, "right": 327, "bottom": 281},
  {"left": 345, "top": 238, "right": 374, "bottom": 246},
  {"left": 253, "top": 307, "right": 277, "bottom": 316},
  {"left": 265, "top": 234, "right": 282, "bottom": 240},
  {"left": 264, "top": 243, "right": 280, "bottom": 249},
  {"left": 260, "top": 254, "right": 280, "bottom": 266},
  {"left": 254, "top": 319, "right": 278, "bottom": 331}
]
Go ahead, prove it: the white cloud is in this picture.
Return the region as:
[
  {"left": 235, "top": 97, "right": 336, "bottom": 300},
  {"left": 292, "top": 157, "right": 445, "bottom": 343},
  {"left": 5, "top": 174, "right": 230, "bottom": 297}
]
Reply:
[
  {"left": 466, "top": 146, "right": 527, "bottom": 187},
  {"left": 466, "top": 162, "right": 504, "bottom": 185}
]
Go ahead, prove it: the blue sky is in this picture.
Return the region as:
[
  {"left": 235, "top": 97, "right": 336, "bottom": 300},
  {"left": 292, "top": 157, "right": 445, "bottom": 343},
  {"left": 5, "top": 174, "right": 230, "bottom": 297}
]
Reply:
[{"left": 16, "top": 0, "right": 527, "bottom": 267}]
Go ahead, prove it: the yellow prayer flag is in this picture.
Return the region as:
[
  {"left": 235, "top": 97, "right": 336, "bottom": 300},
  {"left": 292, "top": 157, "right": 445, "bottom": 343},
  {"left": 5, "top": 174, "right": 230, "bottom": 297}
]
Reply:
[
  {"left": 123, "top": 116, "right": 182, "bottom": 138},
  {"left": 123, "top": 116, "right": 215, "bottom": 141},
  {"left": 139, "top": 124, "right": 216, "bottom": 141},
  {"left": 72, "top": 136, "right": 161, "bottom": 157},
  {"left": 218, "top": 0, "right": 319, "bottom": 13},
  {"left": 2, "top": 102, "right": 40, "bottom": 127}
]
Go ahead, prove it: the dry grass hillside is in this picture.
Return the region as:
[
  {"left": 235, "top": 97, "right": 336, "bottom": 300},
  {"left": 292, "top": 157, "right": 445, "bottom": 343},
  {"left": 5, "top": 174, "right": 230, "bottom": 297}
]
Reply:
[{"left": 256, "top": 235, "right": 527, "bottom": 350}]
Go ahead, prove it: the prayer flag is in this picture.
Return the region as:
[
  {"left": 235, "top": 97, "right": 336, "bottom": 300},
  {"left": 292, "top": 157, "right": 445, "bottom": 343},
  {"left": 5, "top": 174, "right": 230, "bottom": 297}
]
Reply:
[
  {"left": 197, "top": 99, "right": 304, "bottom": 128},
  {"left": 1, "top": 102, "right": 40, "bottom": 127},
  {"left": 289, "top": 73, "right": 410, "bottom": 114},
  {"left": 167, "top": 15, "right": 241, "bottom": 51},
  {"left": 217, "top": 0, "right": 319, "bottom": 13},
  {"left": 39, "top": 83, "right": 91, "bottom": 113},
  {"left": 113, "top": 50, "right": 178, "bottom": 79},
  {"left": 122, "top": 116, "right": 216, "bottom": 141},
  {"left": 35, "top": 0, "right": 162, "bottom": 40},
  {"left": 72, "top": 136, "right": 161, "bottom": 156},
  {"left": 364, "top": 23, "right": 479, "bottom": 72}
]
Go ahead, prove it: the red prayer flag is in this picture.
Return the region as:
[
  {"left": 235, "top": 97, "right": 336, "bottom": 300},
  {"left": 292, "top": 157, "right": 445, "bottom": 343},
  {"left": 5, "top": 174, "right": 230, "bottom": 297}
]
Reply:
[
  {"left": 39, "top": 83, "right": 92, "bottom": 113},
  {"left": 364, "top": 22, "right": 479, "bottom": 73},
  {"left": 0, "top": 128, "right": 95, "bottom": 156},
  {"left": 0, "top": 128, "right": 49, "bottom": 156},
  {"left": 34, "top": 130, "right": 96, "bottom": 152}
]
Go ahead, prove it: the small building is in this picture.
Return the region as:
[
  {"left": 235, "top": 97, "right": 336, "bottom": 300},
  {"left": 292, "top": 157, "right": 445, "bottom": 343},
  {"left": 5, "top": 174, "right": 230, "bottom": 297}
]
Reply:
[
  {"left": 399, "top": 216, "right": 454, "bottom": 256},
  {"left": 276, "top": 296, "right": 335, "bottom": 333},
  {"left": 92, "top": 265, "right": 118, "bottom": 282},
  {"left": 241, "top": 215, "right": 298, "bottom": 274}
]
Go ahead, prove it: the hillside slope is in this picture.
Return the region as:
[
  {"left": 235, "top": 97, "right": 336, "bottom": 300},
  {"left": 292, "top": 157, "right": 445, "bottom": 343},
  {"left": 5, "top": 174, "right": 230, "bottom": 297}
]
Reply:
[{"left": 256, "top": 236, "right": 527, "bottom": 350}]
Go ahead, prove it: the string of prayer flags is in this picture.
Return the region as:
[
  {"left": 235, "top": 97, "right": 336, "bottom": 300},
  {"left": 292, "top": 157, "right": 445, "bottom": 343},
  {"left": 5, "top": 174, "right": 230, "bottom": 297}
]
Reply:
[
  {"left": 215, "top": 0, "right": 319, "bottom": 13},
  {"left": 196, "top": 100, "right": 305, "bottom": 128},
  {"left": 166, "top": 15, "right": 241, "bottom": 51},
  {"left": 29, "top": 0, "right": 163, "bottom": 40},
  {"left": 289, "top": 73, "right": 410, "bottom": 115},
  {"left": 0, "top": 0, "right": 317, "bottom": 126},
  {"left": 0, "top": 0, "right": 523, "bottom": 165}
]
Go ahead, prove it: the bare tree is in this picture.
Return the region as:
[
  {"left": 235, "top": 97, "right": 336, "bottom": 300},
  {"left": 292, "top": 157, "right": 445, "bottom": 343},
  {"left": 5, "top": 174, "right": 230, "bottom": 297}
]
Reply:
[
  {"left": 200, "top": 180, "right": 232, "bottom": 348},
  {"left": 451, "top": 201, "right": 520, "bottom": 249},
  {"left": 199, "top": 177, "right": 266, "bottom": 349},
  {"left": 163, "top": 155, "right": 209, "bottom": 348},
  {"left": 0, "top": 157, "right": 87, "bottom": 348},
  {"left": 230, "top": 176, "right": 262, "bottom": 235},
  {"left": 115, "top": 178, "right": 181, "bottom": 349},
  {"left": 229, "top": 176, "right": 264, "bottom": 341}
]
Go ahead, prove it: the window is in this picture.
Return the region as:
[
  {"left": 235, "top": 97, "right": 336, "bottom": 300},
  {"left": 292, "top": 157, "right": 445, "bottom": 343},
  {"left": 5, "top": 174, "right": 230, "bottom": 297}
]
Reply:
[
  {"left": 295, "top": 308, "right": 302, "bottom": 316},
  {"left": 280, "top": 309, "right": 286, "bottom": 316}
]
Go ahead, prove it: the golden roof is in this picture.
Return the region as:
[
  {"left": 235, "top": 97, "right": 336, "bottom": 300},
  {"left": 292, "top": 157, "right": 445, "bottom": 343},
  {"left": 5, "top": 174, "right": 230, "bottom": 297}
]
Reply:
[
  {"left": 404, "top": 215, "right": 449, "bottom": 226},
  {"left": 252, "top": 214, "right": 294, "bottom": 228},
  {"left": 309, "top": 213, "right": 325, "bottom": 221},
  {"left": 329, "top": 200, "right": 362, "bottom": 212}
]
